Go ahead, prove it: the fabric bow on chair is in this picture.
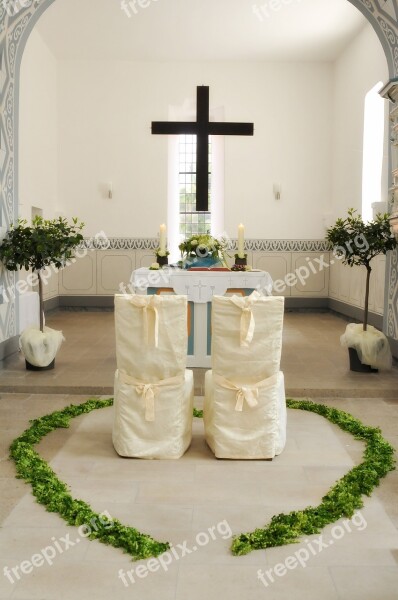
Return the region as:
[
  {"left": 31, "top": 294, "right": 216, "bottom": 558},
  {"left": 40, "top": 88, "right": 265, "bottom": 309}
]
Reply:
[
  {"left": 129, "top": 295, "right": 161, "bottom": 347},
  {"left": 214, "top": 373, "right": 279, "bottom": 412},
  {"left": 230, "top": 291, "right": 262, "bottom": 347},
  {"left": 118, "top": 370, "right": 184, "bottom": 422}
]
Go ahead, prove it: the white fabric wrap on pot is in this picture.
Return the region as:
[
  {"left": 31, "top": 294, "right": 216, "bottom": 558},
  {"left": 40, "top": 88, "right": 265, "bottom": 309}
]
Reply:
[
  {"left": 112, "top": 369, "right": 194, "bottom": 459},
  {"left": 341, "top": 323, "right": 392, "bottom": 370},
  {"left": 204, "top": 371, "right": 286, "bottom": 459},
  {"left": 19, "top": 327, "right": 64, "bottom": 367},
  {"left": 114, "top": 294, "right": 188, "bottom": 382},
  {"left": 211, "top": 293, "right": 285, "bottom": 384}
]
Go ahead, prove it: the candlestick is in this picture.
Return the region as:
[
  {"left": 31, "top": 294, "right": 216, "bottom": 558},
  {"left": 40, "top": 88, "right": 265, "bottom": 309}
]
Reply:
[
  {"left": 159, "top": 224, "right": 166, "bottom": 253},
  {"left": 238, "top": 224, "right": 245, "bottom": 259}
]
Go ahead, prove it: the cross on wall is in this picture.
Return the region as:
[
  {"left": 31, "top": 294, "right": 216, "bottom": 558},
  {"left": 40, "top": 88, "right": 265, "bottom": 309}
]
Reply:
[{"left": 152, "top": 86, "right": 254, "bottom": 212}]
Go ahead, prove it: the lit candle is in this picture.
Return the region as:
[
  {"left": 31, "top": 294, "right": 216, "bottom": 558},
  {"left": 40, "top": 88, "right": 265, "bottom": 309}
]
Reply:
[
  {"left": 159, "top": 224, "right": 166, "bottom": 253},
  {"left": 238, "top": 224, "right": 245, "bottom": 259}
]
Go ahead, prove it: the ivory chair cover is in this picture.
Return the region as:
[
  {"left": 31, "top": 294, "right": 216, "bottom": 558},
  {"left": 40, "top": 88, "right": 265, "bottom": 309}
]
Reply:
[
  {"left": 204, "top": 292, "right": 286, "bottom": 459},
  {"left": 114, "top": 293, "right": 188, "bottom": 381},
  {"left": 112, "top": 294, "right": 194, "bottom": 459},
  {"left": 211, "top": 293, "right": 285, "bottom": 384}
]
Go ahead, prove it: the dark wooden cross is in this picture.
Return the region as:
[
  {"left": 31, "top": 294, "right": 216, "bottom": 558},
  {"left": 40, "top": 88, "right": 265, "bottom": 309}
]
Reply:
[{"left": 152, "top": 86, "right": 254, "bottom": 212}]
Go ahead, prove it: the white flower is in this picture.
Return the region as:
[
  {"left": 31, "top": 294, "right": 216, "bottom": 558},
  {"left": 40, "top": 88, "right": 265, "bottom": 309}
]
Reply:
[
  {"left": 191, "top": 240, "right": 198, "bottom": 246},
  {"left": 157, "top": 250, "right": 166, "bottom": 257},
  {"left": 150, "top": 262, "right": 160, "bottom": 270}
]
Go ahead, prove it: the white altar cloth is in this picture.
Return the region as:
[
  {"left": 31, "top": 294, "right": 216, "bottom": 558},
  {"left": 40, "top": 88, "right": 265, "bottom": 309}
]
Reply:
[
  {"left": 131, "top": 268, "right": 273, "bottom": 367},
  {"left": 132, "top": 268, "right": 273, "bottom": 302}
]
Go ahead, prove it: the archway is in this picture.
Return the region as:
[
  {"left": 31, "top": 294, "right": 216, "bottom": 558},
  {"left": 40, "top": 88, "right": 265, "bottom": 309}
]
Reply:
[{"left": 0, "top": 0, "right": 397, "bottom": 354}]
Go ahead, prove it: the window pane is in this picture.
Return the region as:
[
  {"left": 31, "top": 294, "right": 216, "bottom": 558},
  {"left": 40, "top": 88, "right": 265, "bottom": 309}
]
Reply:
[{"left": 178, "top": 134, "right": 212, "bottom": 239}]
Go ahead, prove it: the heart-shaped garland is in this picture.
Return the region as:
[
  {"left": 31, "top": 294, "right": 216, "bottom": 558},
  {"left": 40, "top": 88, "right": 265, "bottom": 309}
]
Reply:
[{"left": 9, "top": 398, "right": 395, "bottom": 560}]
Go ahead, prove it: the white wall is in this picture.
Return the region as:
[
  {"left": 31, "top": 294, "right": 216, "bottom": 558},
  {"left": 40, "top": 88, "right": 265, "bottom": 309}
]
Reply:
[
  {"left": 331, "top": 23, "right": 389, "bottom": 221},
  {"left": 56, "top": 60, "right": 333, "bottom": 241},
  {"left": 19, "top": 29, "right": 58, "bottom": 221},
  {"left": 19, "top": 24, "right": 389, "bottom": 247}
]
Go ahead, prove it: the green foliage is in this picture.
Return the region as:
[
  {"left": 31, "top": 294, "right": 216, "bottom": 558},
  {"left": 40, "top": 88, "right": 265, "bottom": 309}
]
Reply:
[
  {"left": 0, "top": 216, "right": 84, "bottom": 272},
  {"left": 326, "top": 209, "right": 397, "bottom": 329},
  {"left": 179, "top": 234, "right": 227, "bottom": 261},
  {"left": 326, "top": 208, "right": 397, "bottom": 269},
  {"left": 9, "top": 399, "right": 395, "bottom": 561},
  {"left": 9, "top": 398, "right": 169, "bottom": 561},
  {"left": 231, "top": 398, "right": 395, "bottom": 556},
  {"left": 193, "top": 407, "right": 204, "bottom": 418}
]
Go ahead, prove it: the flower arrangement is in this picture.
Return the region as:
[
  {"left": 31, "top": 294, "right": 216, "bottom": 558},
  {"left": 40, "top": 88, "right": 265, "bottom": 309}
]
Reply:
[
  {"left": 156, "top": 248, "right": 170, "bottom": 259},
  {"left": 178, "top": 234, "right": 228, "bottom": 268},
  {"left": 155, "top": 248, "right": 170, "bottom": 267}
]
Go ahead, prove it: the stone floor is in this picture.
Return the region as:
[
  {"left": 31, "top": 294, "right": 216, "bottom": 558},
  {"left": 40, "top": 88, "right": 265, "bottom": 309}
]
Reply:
[
  {"left": 0, "top": 311, "right": 397, "bottom": 599},
  {"left": 1, "top": 310, "right": 398, "bottom": 397}
]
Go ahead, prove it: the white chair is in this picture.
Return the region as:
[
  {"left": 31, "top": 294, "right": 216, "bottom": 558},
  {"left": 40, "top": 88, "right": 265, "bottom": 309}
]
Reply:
[
  {"left": 204, "top": 292, "right": 286, "bottom": 459},
  {"left": 112, "top": 294, "right": 194, "bottom": 459}
]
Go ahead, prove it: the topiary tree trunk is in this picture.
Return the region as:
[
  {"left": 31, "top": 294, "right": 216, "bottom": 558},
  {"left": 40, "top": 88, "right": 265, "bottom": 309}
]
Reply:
[
  {"left": 363, "top": 264, "right": 372, "bottom": 332},
  {"left": 38, "top": 270, "right": 44, "bottom": 332}
]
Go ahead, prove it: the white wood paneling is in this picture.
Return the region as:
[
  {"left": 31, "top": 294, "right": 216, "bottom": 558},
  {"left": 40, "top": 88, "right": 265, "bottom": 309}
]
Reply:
[
  {"left": 348, "top": 264, "right": 364, "bottom": 308},
  {"left": 42, "top": 269, "right": 59, "bottom": 300},
  {"left": 50, "top": 247, "right": 386, "bottom": 317},
  {"left": 329, "top": 258, "right": 339, "bottom": 299},
  {"left": 135, "top": 250, "right": 157, "bottom": 270},
  {"left": 329, "top": 255, "right": 386, "bottom": 315},
  {"left": 96, "top": 251, "right": 135, "bottom": 295},
  {"left": 290, "top": 253, "right": 329, "bottom": 297},
  {"left": 59, "top": 253, "right": 97, "bottom": 295},
  {"left": 337, "top": 259, "right": 351, "bottom": 303},
  {"left": 252, "top": 253, "right": 292, "bottom": 296}
]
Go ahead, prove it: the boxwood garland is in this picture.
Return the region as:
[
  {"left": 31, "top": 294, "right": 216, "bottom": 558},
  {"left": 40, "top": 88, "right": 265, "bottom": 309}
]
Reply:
[
  {"left": 9, "top": 398, "right": 169, "bottom": 561},
  {"left": 9, "top": 397, "right": 395, "bottom": 561},
  {"left": 231, "top": 398, "right": 396, "bottom": 555}
]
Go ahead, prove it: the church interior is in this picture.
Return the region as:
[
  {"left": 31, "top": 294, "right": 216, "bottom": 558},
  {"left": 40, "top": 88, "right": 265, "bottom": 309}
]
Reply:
[{"left": 0, "top": 0, "right": 398, "bottom": 598}]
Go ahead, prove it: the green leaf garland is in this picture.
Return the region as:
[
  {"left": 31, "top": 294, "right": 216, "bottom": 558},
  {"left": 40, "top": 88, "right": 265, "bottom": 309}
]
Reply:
[
  {"left": 231, "top": 398, "right": 396, "bottom": 555},
  {"left": 9, "top": 397, "right": 395, "bottom": 561},
  {"left": 9, "top": 398, "right": 169, "bottom": 561}
]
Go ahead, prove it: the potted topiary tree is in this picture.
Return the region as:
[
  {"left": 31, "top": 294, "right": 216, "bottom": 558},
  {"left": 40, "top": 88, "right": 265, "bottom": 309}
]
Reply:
[
  {"left": 0, "top": 216, "right": 84, "bottom": 370},
  {"left": 326, "top": 208, "right": 397, "bottom": 372}
]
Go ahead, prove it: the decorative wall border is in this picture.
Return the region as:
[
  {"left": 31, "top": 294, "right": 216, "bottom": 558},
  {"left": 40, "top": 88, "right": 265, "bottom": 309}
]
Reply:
[
  {"left": 81, "top": 237, "right": 330, "bottom": 252},
  {"left": 0, "top": 0, "right": 397, "bottom": 349},
  {"left": 236, "top": 239, "right": 330, "bottom": 253},
  {"left": 81, "top": 238, "right": 160, "bottom": 251}
]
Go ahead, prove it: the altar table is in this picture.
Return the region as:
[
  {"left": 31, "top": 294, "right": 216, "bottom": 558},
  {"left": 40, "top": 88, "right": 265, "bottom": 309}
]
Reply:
[{"left": 131, "top": 268, "right": 273, "bottom": 367}]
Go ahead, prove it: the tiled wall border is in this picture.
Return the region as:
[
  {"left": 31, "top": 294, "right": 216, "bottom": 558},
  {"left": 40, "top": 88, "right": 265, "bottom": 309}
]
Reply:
[{"left": 81, "top": 238, "right": 330, "bottom": 253}]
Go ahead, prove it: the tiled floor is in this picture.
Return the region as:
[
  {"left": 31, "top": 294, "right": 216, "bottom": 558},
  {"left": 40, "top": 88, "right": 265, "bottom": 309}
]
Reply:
[
  {"left": 0, "top": 393, "right": 397, "bottom": 599},
  {"left": 0, "top": 311, "right": 397, "bottom": 598},
  {"left": 1, "top": 310, "right": 398, "bottom": 396}
]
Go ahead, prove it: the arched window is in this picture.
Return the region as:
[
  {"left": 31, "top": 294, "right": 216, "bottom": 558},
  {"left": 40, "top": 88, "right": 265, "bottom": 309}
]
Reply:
[{"left": 362, "top": 81, "right": 385, "bottom": 222}]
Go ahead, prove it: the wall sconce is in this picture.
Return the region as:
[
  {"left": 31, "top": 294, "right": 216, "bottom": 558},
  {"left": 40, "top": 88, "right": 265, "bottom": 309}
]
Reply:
[
  {"left": 108, "top": 182, "right": 113, "bottom": 200},
  {"left": 273, "top": 184, "right": 281, "bottom": 200}
]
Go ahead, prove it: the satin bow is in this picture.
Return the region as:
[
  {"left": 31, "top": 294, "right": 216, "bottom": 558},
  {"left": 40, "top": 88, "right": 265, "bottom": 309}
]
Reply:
[
  {"left": 214, "top": 372, "right": 279, "bottom": 412},
  {"left": 129, "top": 295, "right": 160, "bottom": 347},
  {"left": 118, "top": 370, "right": 184, "bottom": 422},
  {"left": 235, "top": 386, "right": 259, "bottom": 412},
  {"left": 230, "top": 291, "right": 261, "bottom": 347},
  {"left": 135, "top": 383, "right": 156, "bottom": 422}
]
